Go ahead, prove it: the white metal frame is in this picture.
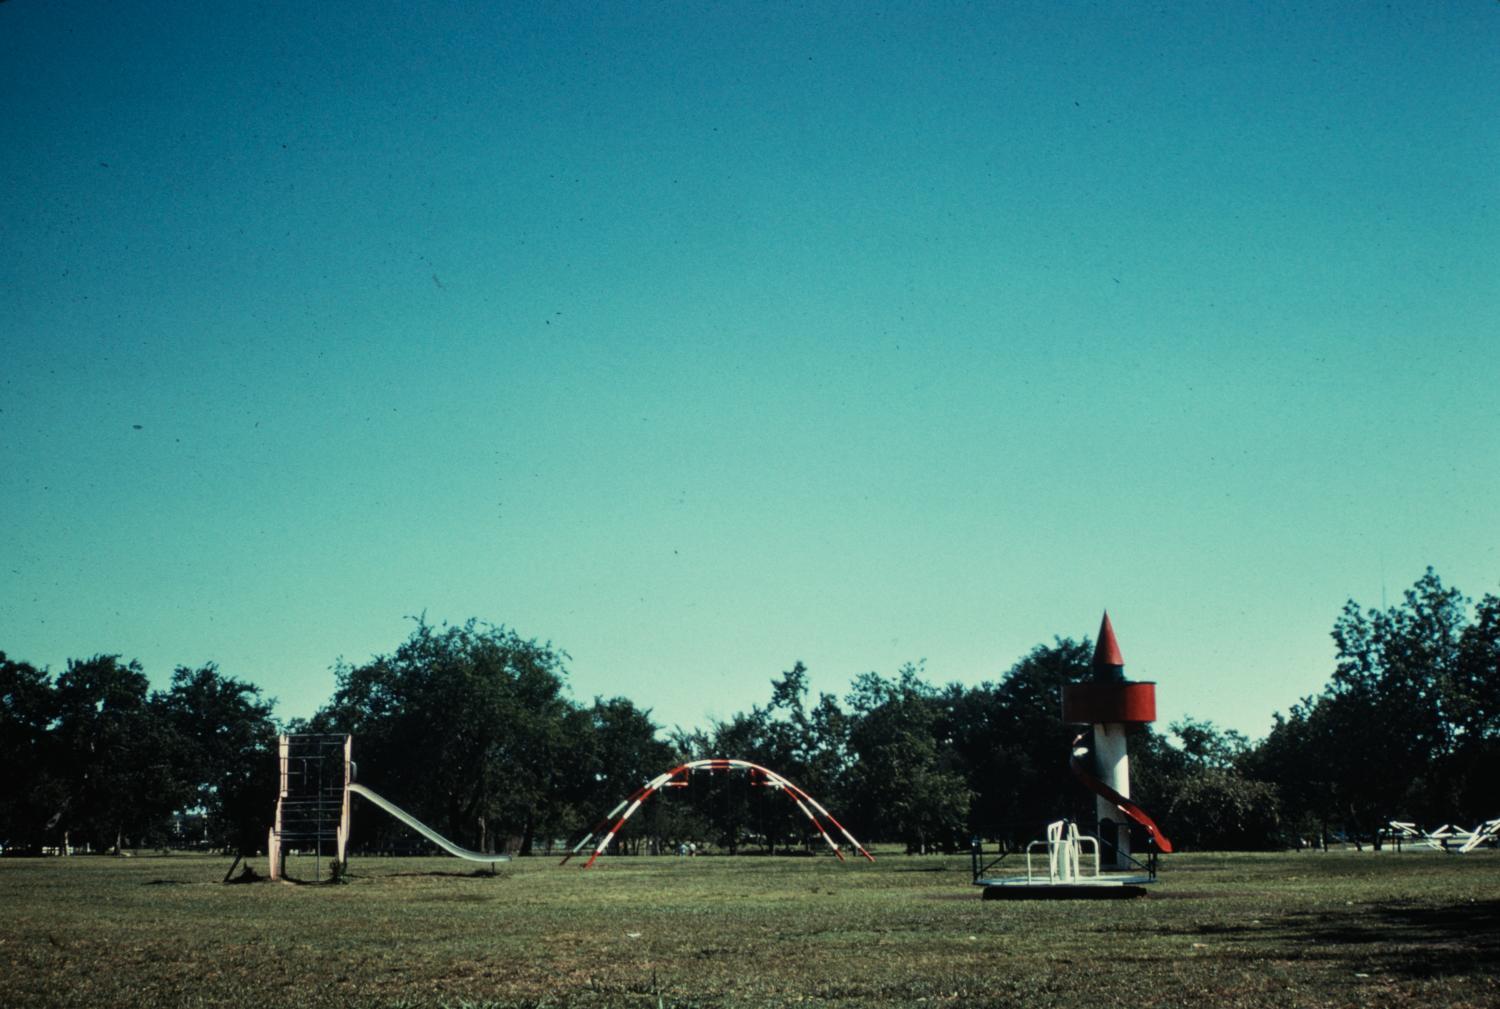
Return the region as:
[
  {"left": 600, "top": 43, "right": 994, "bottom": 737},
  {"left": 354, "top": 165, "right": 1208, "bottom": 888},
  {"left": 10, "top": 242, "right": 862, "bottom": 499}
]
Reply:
[
  {"left": 1388, "top": 818, "right": 1500, "bottom": 853},
  {"left": 1024, "top": 820, "right": 1100, "bottom": 883}
]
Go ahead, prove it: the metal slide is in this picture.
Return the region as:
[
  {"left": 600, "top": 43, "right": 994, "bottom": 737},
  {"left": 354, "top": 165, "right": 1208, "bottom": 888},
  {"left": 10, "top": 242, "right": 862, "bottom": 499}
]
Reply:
[{"left": 348, "top": 783, "right": 511, "bottom": 865}]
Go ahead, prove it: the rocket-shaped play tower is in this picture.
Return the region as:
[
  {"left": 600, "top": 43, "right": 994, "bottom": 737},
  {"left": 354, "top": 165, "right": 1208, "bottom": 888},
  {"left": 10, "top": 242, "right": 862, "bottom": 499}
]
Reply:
[{"left": 1061, "top": 613, "right": 1173, "bottom": 869}]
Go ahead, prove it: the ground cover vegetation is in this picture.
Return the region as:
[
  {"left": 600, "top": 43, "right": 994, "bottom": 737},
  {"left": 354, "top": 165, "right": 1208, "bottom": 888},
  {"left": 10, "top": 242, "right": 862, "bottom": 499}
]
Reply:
[
  {"left": 1, "top": 849, "right": 1497, "bottom": 1008},
  {"left": 2, "top": 569, "right": 1497, "bottom": 859}
]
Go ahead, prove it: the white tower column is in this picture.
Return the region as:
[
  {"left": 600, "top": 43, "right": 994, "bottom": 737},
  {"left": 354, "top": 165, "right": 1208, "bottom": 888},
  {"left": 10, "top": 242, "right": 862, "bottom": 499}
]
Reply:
[{"left": 1093, "top": 722, "right": 1130, "bottom": 867}]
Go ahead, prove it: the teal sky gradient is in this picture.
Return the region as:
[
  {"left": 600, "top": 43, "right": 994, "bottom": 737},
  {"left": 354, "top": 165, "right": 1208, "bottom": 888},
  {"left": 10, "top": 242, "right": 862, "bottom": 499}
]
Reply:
[{"left": 4, "top": 2, "right": 1498, "bottom": 739}]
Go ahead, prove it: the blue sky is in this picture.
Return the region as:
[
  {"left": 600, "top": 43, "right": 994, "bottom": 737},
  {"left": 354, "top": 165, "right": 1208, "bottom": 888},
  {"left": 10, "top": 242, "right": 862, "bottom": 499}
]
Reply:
[{"left": 4, "top": 1, "right": 1498, "bottom": 741}]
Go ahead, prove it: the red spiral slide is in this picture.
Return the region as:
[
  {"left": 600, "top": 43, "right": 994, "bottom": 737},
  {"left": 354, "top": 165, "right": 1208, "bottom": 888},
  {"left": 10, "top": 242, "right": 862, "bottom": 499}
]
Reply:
[{"left": 1069, "top": 738, "right": 1173, "bottom": 854}]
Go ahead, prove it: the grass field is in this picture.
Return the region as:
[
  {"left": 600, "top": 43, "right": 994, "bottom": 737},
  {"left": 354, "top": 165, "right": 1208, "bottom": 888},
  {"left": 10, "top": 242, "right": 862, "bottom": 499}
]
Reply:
[{"left": 2, "top": 848, "right": 1497, "bottom": 1008}]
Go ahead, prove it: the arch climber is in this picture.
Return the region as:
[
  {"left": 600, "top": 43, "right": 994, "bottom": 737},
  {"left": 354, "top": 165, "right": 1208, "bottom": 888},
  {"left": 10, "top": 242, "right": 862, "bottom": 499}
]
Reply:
[{"left": 561, "top": 758, "right": 875, "bottom": 868}]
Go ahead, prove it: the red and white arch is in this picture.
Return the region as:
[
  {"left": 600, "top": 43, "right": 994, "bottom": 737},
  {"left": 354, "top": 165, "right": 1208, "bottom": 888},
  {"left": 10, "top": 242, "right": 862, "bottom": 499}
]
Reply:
[{"left": 561, "top": 758, "right": 875, "bottom": 868}]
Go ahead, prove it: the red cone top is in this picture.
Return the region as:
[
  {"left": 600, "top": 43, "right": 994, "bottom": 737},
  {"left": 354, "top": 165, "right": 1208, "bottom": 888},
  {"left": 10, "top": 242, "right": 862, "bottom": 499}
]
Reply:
[{"left": 1092, "top": 611, "right": 1125, "bottom": 680}]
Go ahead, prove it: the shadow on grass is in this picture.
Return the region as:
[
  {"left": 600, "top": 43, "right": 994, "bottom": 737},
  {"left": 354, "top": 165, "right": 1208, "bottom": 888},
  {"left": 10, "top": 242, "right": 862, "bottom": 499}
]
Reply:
[
  {"left": 354, "top": 869, "right": 505, "bottom": 879},
  {"left": 1158, "top": 898, "right": 1500, "bottom": 980},
  {"left": 1286, "top": 900, "right": 1500, "bottom": 978}
]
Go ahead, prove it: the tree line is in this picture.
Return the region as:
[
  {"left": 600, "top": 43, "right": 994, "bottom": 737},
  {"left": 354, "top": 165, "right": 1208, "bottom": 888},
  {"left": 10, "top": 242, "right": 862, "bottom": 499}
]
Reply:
[{"left": 2, "top": 569, "right": 1496, "bottom": 857}]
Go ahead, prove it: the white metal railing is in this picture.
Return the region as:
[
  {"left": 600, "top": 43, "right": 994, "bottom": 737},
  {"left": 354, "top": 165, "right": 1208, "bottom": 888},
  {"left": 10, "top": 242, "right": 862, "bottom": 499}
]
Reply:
[{"left": 1025, "top": 820, "right": 1100, "bottom": 883}]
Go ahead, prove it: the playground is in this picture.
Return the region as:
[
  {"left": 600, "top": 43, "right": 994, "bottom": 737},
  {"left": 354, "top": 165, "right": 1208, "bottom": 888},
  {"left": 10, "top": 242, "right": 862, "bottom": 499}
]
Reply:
[
  {"left": 7, "top": 616, "right": 1496, "bottom": 1007},
  {"left": 2, "top": 849, "right": 1497, "bottom": 1008}
]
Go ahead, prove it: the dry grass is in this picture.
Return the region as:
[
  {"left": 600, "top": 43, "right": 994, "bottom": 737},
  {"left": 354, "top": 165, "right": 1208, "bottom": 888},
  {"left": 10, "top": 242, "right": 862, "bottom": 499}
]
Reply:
[{"left": 1, "top": 848, "right": 1497, "bottom": 1007}]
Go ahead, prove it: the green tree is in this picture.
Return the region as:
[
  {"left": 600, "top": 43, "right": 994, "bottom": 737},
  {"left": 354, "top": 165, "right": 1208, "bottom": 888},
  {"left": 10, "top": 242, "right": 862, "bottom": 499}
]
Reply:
[
  {"left": 754, "top": 663, "right": 851, "bottom": 853},
  {"left": 583, "top": 696, "right": 673, "bottom": 810},
  {"left": 1325, "top": 570, "right": 1472, "bottom": 840},
  {"left": 0, "top": 654, "right": 63, "bottom": 851},
  {"left": 655, "top": 665, "right": 842, "bottom": 855},
  {"left": 1247, "top": 570, "right": 1500, "bottom": 847},
  {"left": 1247, "top": 697, "right": 1339, "bottom": 848},
  {"left": 316, "top": 619, "right": 578, "bottom": 854},
  {"left": 156, "top": 664, "right": 278, "bottom": 854},
  {"left": 53, "top": 655, "right": 187, "bottom": 852},
  {"left": 560, "top": 696, "right": 673, "bottom": 855},
  {"left": 702, "top": 709, "right": 772, "bottom": 853},
  {"left": 1163, "top": 769, "right": 1281, "bottom": 850},
  {"left": 1136, "top": 718, "right": 1280, "bottom": 851},
  {"left": 936, "top": 638, "right": 1099, "bottom": 847},
  {"left": 638, "top": 666, "right": 857, "bottom": 856},
  {"left": 845, "top": 664, "right": 971, "bottom": 852},
  {"left": 1448, "top": 590, "right": 1500, "bottom": 819}
]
